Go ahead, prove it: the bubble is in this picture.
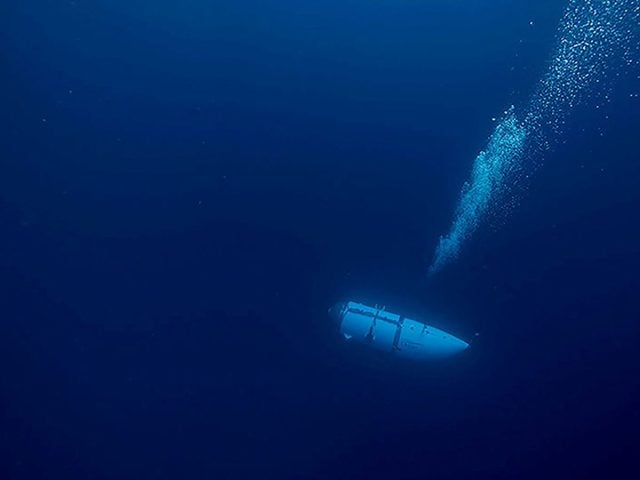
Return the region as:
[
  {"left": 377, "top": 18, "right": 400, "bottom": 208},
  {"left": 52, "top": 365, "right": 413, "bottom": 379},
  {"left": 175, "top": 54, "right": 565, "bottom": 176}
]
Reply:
[
  {"left": 429, "top": 0, "right": 639, "bottom": 276},
  {"left": 429, "top": 108, "right": 527, "bottom": 275}
]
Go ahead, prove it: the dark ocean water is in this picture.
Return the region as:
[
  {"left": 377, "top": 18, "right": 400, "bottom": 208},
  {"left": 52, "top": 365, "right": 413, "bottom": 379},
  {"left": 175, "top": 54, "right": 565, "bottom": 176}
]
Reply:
[{"left": 1, "top": 1, "right": 639, "bottom": 479}]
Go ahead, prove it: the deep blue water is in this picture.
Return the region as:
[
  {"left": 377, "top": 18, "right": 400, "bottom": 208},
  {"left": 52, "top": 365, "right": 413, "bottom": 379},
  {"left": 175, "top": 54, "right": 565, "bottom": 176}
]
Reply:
[{"left": 1, "top": 1, "right": 639, "bottom": 478}]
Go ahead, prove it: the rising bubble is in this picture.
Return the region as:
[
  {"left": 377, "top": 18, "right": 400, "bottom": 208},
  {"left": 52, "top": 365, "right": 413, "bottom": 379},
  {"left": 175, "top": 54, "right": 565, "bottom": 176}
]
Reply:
[{"left": 429, "top": 0, "right": 639, "bottom": 276}]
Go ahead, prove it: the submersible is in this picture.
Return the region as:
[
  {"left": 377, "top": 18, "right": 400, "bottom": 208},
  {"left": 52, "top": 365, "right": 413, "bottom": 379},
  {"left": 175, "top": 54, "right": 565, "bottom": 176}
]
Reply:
[{"left": 329, "top": 301, "right": 469, "bottom": 360}]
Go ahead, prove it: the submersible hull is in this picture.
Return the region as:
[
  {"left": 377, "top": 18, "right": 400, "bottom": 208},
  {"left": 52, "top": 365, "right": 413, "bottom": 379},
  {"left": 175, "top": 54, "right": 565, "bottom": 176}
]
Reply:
[{"left": 330, "top": 301, "right": 469, "bottom": 360}]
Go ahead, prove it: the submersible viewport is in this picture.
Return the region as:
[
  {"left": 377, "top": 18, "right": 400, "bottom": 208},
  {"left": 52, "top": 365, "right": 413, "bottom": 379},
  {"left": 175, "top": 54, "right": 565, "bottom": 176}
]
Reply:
[{"left": 329, "top": 301, "right": 469, "bottom": 360}]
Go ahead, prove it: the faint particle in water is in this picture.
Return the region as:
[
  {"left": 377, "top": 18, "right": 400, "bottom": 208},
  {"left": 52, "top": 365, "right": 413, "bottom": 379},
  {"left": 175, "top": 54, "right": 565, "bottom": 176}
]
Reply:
[{"left": 429, "top": 0, "right": 640, "bottom": 276}]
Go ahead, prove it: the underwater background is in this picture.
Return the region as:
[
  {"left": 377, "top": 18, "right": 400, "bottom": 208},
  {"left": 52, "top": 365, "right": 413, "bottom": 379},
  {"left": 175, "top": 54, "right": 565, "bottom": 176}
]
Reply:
[{"left": 1, "top": 1, "right": 639, "bottom": 478}]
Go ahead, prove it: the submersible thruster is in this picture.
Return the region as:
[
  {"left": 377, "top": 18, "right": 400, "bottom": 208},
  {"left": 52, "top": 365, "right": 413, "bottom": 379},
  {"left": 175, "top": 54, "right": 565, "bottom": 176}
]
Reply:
[{"left": 329, "top": 301, "right": 469, "bottom": 360}]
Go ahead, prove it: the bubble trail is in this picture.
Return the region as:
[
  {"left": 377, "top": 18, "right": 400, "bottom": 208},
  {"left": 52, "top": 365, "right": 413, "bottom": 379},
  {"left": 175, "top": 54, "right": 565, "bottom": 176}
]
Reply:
[
  {"left": 428, "top": 109, "right": 527, "bottom": 276},
  {"left": 428, "top": 0, "right": 639, "bottom": 276}
]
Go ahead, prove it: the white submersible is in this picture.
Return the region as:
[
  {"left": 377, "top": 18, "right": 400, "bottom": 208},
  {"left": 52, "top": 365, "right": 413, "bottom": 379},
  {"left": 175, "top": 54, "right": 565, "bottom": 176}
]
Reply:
[{"left": 329, "top": 301, "right": 469, "bottom": 360}]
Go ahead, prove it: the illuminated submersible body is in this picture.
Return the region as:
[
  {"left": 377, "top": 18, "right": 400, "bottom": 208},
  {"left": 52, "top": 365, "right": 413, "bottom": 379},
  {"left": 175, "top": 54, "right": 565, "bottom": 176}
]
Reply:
[{"left": 329, "top": 301, "right": 469, "bottom": 360}]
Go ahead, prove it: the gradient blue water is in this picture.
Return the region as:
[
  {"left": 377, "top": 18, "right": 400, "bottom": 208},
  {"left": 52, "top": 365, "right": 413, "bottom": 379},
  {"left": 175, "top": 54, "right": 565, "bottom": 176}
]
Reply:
[{"left": 1, "top": 1, "right": 639, "bottom": 479}]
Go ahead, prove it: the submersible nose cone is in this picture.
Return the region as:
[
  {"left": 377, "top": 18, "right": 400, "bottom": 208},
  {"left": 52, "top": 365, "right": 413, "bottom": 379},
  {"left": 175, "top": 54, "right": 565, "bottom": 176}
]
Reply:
[
  {"left": 328, "top": 302, "right": 346, "bottom": 324},
  {"left": 450, "top": 336, "right": 470, "bottom": 354}
]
